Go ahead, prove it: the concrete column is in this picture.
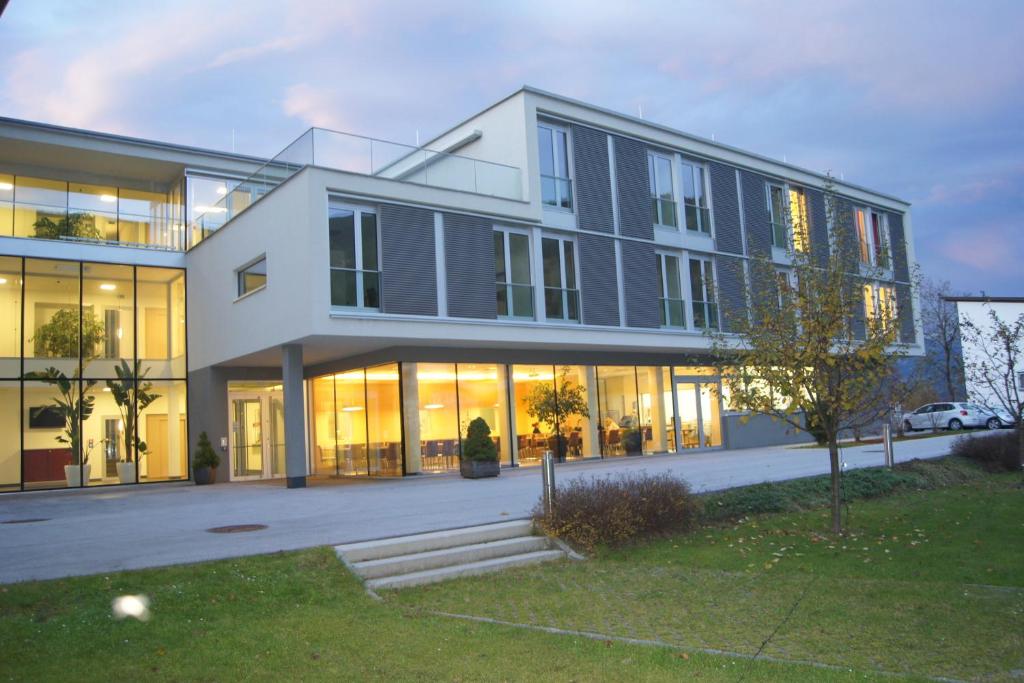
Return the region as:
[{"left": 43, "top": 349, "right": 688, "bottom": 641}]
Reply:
[
  {"left": 495, "top": 364, "right": 512, "bottom": 465},
  {"left": 167, "top": 383, "right": 182, "bottom": 477},
  {"left": 649, "top": 367, "right": 667, "bottom": 452},
  {"left": 281, "top": 344, "right": 307, "bottom": 488},
  {"left": 584, "top": 366, "right": 600, "bottom": 457},
  {"left": 504, "top": 365, "right": 519, "bottom": 464},
  {"left": 401, "top": 363, "right": 422, "bottom": 474}
]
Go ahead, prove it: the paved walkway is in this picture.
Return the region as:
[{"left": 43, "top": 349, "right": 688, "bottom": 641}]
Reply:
[{"left": 0, "top": 433, "right": 967, "bottom": 584}]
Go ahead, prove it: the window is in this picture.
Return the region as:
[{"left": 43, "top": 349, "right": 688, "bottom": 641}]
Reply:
[
  {"left": 789, "top": 188, "right": 809, "bottom": 252},
  {"left": 775, "top": 269, "right": 793, "bottom": 308},
  {"left": 494, "top": 228, "right": 533, "bottom": 318},
  {"left": 768, "top": 184, "right": 788, "bottom": 248},
  {"left": 237, "top": 257, "right": 267, "bottom": 297},
  {"left": 689, "top": 258, "right": 718, "bottom": 329},
  {"left": 1017, "top": 371, "right": 1024, "bottom": 391},
  {"left": 856, "top": 208, "right": 890, "bottom": 268},
  {"left": 538, "top": 123, "right": 572, "bottom": 210},
  {"left": 680, "top": 160, "right": 710, "bottom": 234},
  {"left": 863, "top": 284, "right": 897, "bottom": 331},
  {"left": 656, "top": 253, "right": 685, "bottom": 328},
  {"left": 648, "top": 152, "right": 677, "bottom": 227},
  {"left": 329, "top": 206, "right": 380, "bottom": 309},
  {"left": 541, "top": 236, "right": 578, "bottom": 322}
]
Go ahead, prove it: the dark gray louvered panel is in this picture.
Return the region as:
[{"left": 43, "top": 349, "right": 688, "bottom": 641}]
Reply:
[
  {"left": 571, "top": 124, "right": 614, "bottom": 234},
  {"left": 620, "top": 239, "right": 660, "bottom": 328},
  {"left": 851, "top": 280, "right": 867, "bottom": 341},
  {"left": 578, "top": 232, "right": 619, "bottom": 326},
  {"left": 716, "top": 255, "right": 747, "bottom": 332},
  {"left": 443, "top": 212, "right": 496, "bottom": 319},
  {"left": 806, "top": 187, "right": 829, "bottom": 266},
  {"left": 738, "top": 169, "right": 772, "bottom": 256},
  {"left": 896, "top": 283, "right": 915, "bottom": 344},
  {"left": 380, "top": 204, "right": 437, "bottom": 316},
  {"left": 833, "top": 197, "right": 860, "bottom": 270},
  {"left": 888, "top": 212, "right": 910, "bottom": 282},
  {"left": 613, "top": 135, "right": 653, "bottom": 240},
  {"left": 709, "top": 161, "right": 742, "bottom": 255}
]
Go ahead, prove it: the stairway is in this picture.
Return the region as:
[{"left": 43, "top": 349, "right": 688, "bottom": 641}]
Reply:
[{"left": 335, "top": 519, "right": 567, "bottom": 591}]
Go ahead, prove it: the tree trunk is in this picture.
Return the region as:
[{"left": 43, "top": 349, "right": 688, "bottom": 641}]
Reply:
[{"left": 828, "top": 438, "right": 842, "bottom": 534}]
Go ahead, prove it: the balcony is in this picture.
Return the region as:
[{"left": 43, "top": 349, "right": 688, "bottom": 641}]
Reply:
[{"left": 191, "top": 128, "right": 522, "bottom": 242}]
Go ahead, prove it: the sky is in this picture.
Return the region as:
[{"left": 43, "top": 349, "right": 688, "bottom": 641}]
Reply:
[{"left": 0, "top": 0, "right": 1021, "bottom": 295}]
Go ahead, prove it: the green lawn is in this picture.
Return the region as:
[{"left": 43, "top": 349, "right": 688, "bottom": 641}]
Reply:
[{"left": 1, "top": 463, "right": 1020, "bottom": 682}]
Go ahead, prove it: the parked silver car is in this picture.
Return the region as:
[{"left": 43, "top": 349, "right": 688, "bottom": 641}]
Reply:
[
  {"left": 972, "top": 404, "right": 1017, "bottom": 429},
  {"left": 902, "top": 402, "right": 992, "bottom": 432}
]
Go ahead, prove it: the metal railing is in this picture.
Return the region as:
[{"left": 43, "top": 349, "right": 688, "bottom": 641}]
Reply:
[{"left": 190, "top": 128, "right": 522, "bottom": 244}]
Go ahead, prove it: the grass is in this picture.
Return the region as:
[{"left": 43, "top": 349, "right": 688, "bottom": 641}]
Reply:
[
  {"left": 0, "top": 459, "right": 1020, "bottom": 682},
  {"left": 794, "top": 429, "right": 968, "bottom": 448}
]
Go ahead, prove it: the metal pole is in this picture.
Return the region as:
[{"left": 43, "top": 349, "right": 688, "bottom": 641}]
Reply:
[
  {"left": 882, "top": 423, "right": 894, "bottom": 468},
  {"left": 542, "top": 450, "right": 555, "bottom": 516}
]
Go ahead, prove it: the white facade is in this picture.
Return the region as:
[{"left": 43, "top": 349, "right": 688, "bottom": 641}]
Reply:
[{"left": 952, "top": 297, "right": 1024, "bottom": 412}]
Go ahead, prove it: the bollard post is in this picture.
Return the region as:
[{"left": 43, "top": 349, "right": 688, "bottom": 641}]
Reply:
[
  {"left": 541, "top": 450, "right": 556, "bottom": 516},
  {"left": 882, "top": 423, "right": 894, "bottom": 468}
]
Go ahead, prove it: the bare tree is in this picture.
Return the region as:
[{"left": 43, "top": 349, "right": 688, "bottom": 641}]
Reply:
[
  {"left": 958, "top": 304, "right": 1023, "bottom": 469},
  {"left": 919, "top": 278, "right": 964, "bottom": 401}
]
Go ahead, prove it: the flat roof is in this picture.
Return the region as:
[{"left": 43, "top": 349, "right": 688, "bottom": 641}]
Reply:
[{"left": 945, "top": 296, "right": 1024, "bottom": 303}]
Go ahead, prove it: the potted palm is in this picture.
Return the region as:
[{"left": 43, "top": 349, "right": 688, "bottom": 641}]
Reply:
[
  {"left": 460, "top": 417, "right": 500, "bottom": 479},
  {"left": 193, "top": 431, "right": 220, "bottom": 485},
  {"left": 524, "top": 367, "right": 590, "bottom": 462},
  {"left": 26, "top": 367, "right": 97, "bottom": 486},
  {"left": 105, "top": 360, "right": 160, "bottom": 484}
]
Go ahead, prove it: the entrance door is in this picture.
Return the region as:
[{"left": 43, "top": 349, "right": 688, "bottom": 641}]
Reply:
[
  {"left": 229, "top": 391, "right": 286, "bottom": 481},
  {"left": 671, "top": 380, "right": 723, "bottom": 450}
]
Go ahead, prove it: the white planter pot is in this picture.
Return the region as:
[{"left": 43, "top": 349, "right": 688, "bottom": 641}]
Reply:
[
  {"left": 65, "top": 463, "right": 92, "bottom": 487},
  {"left": 116, "top": 462, "right": 136, "bottom": 484}
]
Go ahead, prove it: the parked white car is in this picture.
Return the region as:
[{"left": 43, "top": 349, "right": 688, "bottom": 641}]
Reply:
[
  {"left": 972, "top": 404, "right": 1018, "bottom": 429},
  {"left": 902, "top": 402, "right": 994, "bottom": 432}
]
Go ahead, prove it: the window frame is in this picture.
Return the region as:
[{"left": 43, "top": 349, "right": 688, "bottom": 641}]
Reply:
[
  {"left": 540, "top": 233, "right": 580, "bottom": 323},
  {"left": 537, "top": 121, "right": 574, "bottom": 212},
  {"left": 494, "top": 226, "right": 535, "bottom": 320},
  {"left": 766, "top": 182, "right": 789, "bottom": 249},
  {"left": 648, "top": 150, "right": 678, "bottom": 228},
  {"left": 678, "top": 157, "right": 712, "bottom": 235},
  {"left": 656, "top": 251, "right": 686, "bottom": 328},
  {"left": 766, "top": 182, "right": 810, "bottom": 252},
  {"left": 688, "top": 256, "right": 719, "bottom": 330},
  {"left": 235, "top": 255, "right": 267, "bottom": 299},
  {"left": 328, "top": 203, "right": 381, "bottom": 310},
  {"left": 863, "top": 282, "right": 897, "bottom": 332},
  {"left": 855, "top": 207, "right": 891, "bottom": 269}
]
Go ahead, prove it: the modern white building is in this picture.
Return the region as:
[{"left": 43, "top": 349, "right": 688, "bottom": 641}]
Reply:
[
  {"left": 0, "top": 86, "right": 922, "bottom": 492},
  {"left": 948, "top": 296, "right": 1024, "bottom": 414}
]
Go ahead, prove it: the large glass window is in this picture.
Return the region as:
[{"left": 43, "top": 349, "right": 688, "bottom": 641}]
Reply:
[
  {"left": 24, "top": 259, "right": 81, "bottom": 377},
  {"left": 856, "top": 208, "right": 890, "bottom": 268},
  {"left": 137, "top": 267, "right": 186, "bottom": 379},
  {"left": 657, "top": 253, "right": 685, "bottom": 328},
  {"left": 13, "top": 177, "right": 67, "bottom": 239},
  {"left": 456, "top": 363, "right": 512, "bottom": 466},
  {"left": 67, "top": 183, "right": 118, "bottom": 242},
  {"left": 312, "top": 375, "right": 338, "bottom": 476},
  {"left": 137, "top": 380, "right": 188, "bottom": 482},
  {"left": 538, "top": 123, "right": 573, "bottom": 210},
  {"left": 689, "top": 258, "right": 719, "bottom": 330},
  {"left": 789, "top": 187, "right": 809, "bottom": 253},
  {"left": 417, "top": 363, "right": 460, "bottom": 473},
  {"left": 329, "top": 206, "right": 380, "bottom": 309},
  {"left": 0, "top": 256, "right": 22, "bottom": 377},
  {"left": 0, "top": 173, "right": 13, "bottom": 236},
  {"left": 365, "top": 363, "right": 402, "bottom": 476},
  {"left": 680, "top": 160, "right": 710, "bottom": 234},
  {"left": 0, "top": 382, "right": 18, "bottom": 492},
  {"left": 541, "top": 236, "right": 578, "bottom": 322},
  {"left": 82, "top": 263, "right": 134, "bottom": 379},
  {"left": 597, "top": 366, "right": 640, "bottom": 457},
  {"left": 648, "top": 152, "right": 677, "bottom": 227},
  {"left": 512, "top": 364, "right": 555, "bottom": 466},
  {"left": 636, "top": 367, "right": 672, "bottom": 454},
  {"left": 495, "top": 229, "right": 534, "bottom": 318},
  {"left": 334, "top": 370, "right": 369, "bottom": 476},
  {"left": 864, "top": 283, "right": 897, "bottom": 332},
  {"left": 768, "top": 183, "right": 788, "bottom": 249}
]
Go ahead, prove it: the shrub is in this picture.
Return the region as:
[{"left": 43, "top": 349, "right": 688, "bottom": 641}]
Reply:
[
  {"left": 533, "top": 472, "right": 701, "bottom": 551},
  {"left": 950, "top": 430, "right": 1021, "bottom": 472},
  {"left": 193, "top": 431, "right": 221, "bottom": 470},
  {"left": 462, "top": 417, "right": 498, "bottom": 463}
]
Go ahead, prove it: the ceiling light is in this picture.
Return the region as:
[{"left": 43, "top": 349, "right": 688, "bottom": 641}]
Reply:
[
  {"left": 424, "top": 403, "right": 445, "bottom": 410},
  {"left": 0, "top": 278, "right": 6, "bottom": 285},
  {"left": 216, "top": 186, "right": 228, "bottom": 195},
  {"left": 100, "top": 194, "right": 117, "bottom": 203},
  {"left": 99, "top": 283, "right": 116, "bottom": 291},
  {"left": 341, "top": 405, "right": 364, "bottom": 412},
  {"left": 0, "top": 182, "right": 13, "bottom": 191},
  {"left": 193, "top": 205, "right": 228, "bottom": 214}
]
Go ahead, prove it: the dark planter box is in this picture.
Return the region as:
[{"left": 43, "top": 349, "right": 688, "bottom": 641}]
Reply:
[
  {"left": 194, "top": 466, "right": 216, "bottom": 485},
  {"left": 460, "top": 459, "right": 500, "bottom": 479}
]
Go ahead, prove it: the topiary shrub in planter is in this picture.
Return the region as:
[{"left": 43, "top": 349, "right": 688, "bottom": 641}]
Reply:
[
  {"left": 460, "top": 417, "right": 500, "bottom": 479},
  {"left": 193, "top": 431, "right": 221, "bottom": 485},
  {"left": 621, "top": 428, "right": 643, "bottom": 455}
]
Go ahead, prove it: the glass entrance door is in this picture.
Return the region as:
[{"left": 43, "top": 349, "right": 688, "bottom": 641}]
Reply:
[
  {"left": 671, "top": 380, "right": 722, "bottom": 450},
  {"left": 230, "top": 391, "right": 286, "bottom": 480}
]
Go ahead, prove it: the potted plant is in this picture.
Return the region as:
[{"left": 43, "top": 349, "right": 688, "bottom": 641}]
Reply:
[
  {"left": 25, "top": 367, "right": 97, "bottom": 486},
  {"left": 193, "top": 431, "right": 220, "bottom": 485},
  {"left": 621, "top": 427, "right": 643, "bottom": 456},
  {"left": 524, "top": 367, "right": 590, "bottom": 462},
  {"left": 105, "top": 360, "right": 161, "bottom": 484},
  {"left": 33, "top": 212, "right": 102, "bottom": 240},
  {"left": 32, "top": 307, "right": 105, "bottom": 359},
  {"left": 460, "top": 417, "right": 500, "bottom": 479}
]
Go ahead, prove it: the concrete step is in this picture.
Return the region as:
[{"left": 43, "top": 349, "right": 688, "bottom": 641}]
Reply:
[
  {"left": 351, "top": 535, "right": 551, "bottom": 579},
  {"left": 365, "top": 549, "right": 566, "bottom": 591},
  {"left": 335, "top": 519, "right": 533, "bottom": 563}
]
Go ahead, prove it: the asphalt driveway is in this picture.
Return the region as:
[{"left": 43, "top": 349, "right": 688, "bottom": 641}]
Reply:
[{"left": 0, "top": 432, "right": 967, "bottom": 583}]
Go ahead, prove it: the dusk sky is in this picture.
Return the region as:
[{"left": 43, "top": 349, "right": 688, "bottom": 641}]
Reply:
[{"left": 1, "top": 0, "right": 1021, "bottom": 295}]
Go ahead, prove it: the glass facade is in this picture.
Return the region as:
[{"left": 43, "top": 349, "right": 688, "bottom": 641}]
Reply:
[
  {"left": 0, "top": 173, "right": 185, "bottom": 249},
  {"left": 0, "top": 257, "right": 188, "bottom": 491}
]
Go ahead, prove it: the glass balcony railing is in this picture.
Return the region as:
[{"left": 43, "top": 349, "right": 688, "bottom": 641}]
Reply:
[{"left": 190, "top": 128, "right": 522, "bottom": 246}]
